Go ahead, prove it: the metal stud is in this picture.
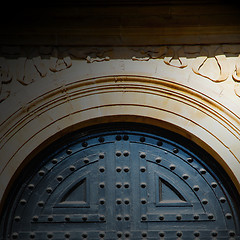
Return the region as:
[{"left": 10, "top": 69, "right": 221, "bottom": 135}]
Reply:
[
  {"left": 124, "top": 198, "right": 130, "bottom": 204},
  {"left": 82, "top": 215, "right": 87, "bottom": 221},
  {"left": 65, "top": 233, "right": 70, "bottom": 238},
  {"left": 99, "top": 153, "right": 105, "bottom": 159},
  {"left": 47, "top": 232, "right": 53, "bottom": 239},
  {"left": 170, "top": 164, "right": 176, "bottom": 170},
  {"left": 99, "top": 198, "right": 105, "bottom": 205},
  {"left": 157, "top": 140, "right": 163, "bottom": 146},
  {"left": 116, "top": 167, "right": 122, "bottom": 172},
  {"left": 98, "top": 137, "right": 104, "bottom": 143},
  {"left": 48, "top": 215, "right": 53, "bottom": 221},
  {"left": 208, "top": 213, "right": 214, "bottom": 220},
  {"left": 116, "top": 135, "right": 122, "bottom": 141},
  {"left": 176, "top": 231, "right": 182, "bottom": 237},
  {"left": 65, "top": 215, "right": 70, "bottom": 222},
  {"left": 116, "top": 182, "right": 122, "bottom": 188},
  {"left": 66, "top": 149, "right": 72, "bottom": 155},
  {"left": 46, "top": 187, "right": 53, "bottom": 193},
  {"left": 123, "top": 151, "right": 129, "bottom": 157},
  {"left": 99, "top": 167, "right": 105, "bottom": 173},
  {"left": 141, "top": 198, "right": 147, "bottom": 204},
  {"left": 155, "top": 157, "right": 162, "bottom": 163},
  {"left": 116, "top": 151, "right": 121, "bottom": 157},
  {"left": 176, "top": 215, "right": 182, "bottom": 221},
  {"left": 83, "top": 157, "right": 89, "bottom": 164},
  {"left": 117, "top": 231, "right": 122, "bottom": 238},
  {"left": 211, "top": 231, "right": 218, "bottom": 237},
  {"left": 12, "top": 232, "right": 18, "bottom": 239},
  {"left": 37, "top": 201, "right": 44, "bottom": 207},
  {"left": 82, "top": 142, "right": 88, "bottom": 147},
  {"left": 99, "top": 182, "right": 105, "bottom": 188},
  {"left": 141, "top": 183, "right": 147, "bottom": 188},
  {"left": 69, "top": 165, "right": 76, "bottom": 171},
  {"left": 159, "top": 232, "right": 165, "bottom": 237},
  {"left": 193, "top": 214, "right": 199, "bottom": 220},
  {"left": 182, "top": 174, "right": 189, "bottom": 180},
  {"left": 159, "top": 215, "right": 164, "bottom": 221},
  {"left": 140, "top": 137, "right": 145, "bottom": 142},
  {"left": 220, "top": 197, "right": 226, "bottom": 203},
  {"left": 117, "top": 215, "right": 122, "bottom": 221},
  {"left": 193, "top": 185, "right": 199, "bottom": 191},
  {"left": 202, "top": 199, "right": 208, "bottom": 205},
  {"left": 99, "top": 215, "right": 105, "bottom": 221},
  {"left": 229, "top": 231, "right": 235, "bottom": 237},
  {"left": 123, "top": 135, "right": 129, "bottom": 140},
  {"left": 57, "top": 175, "right": 63, "bottom": 181},
  {"left": 200, "top": 168, "right": 206, "bottom": 174},
  {"left": 187, "top": 157, "right": 193, "bottom": 163},
  {"left": 125, "top": 232, "right": 130, "bottom": 238},
  {"left": 141, "top": 215, "right": 147, "bottom": 221},
  {"left": 32, "top": 216, "right": 38, "bottom": 222},
  {"left": 211, "top": 182, "right": 217, "bottom": 188},
  {"left": 124, "top": 167, "right": 130, "bottom": 172},
  {"left": 52, "top": 158, "right": 58, "bottom": 164},
  {"left": 140, "top": 152, "right": 146, "bottom": 158},
  {"left": 14, "top": 216, "right": 21, "bottom": 222},
  {"left": 116, "top": 199, "right": 122, "bottom": 204},
  {"left": 173, "top": 148, "right": 179, "bottom": 153},
  {"left": 140, "top": 167, "right": 146, "bottom": 172},
  {"left": 99, "top": 232, "right": 105, "bottom": 238},
  {"left": 28, "top": 184, "right": 35, "bottom": 190},
  {"left": 38, "top": 170, "right": 45, "bottom": 176},
  {"left": 194, "top": 231, "right": 200, "bottom": 237},
  {"left": 82, "top": 232, "right": 88, "bottom": 238},
  {"left": 225, "top": 213, "right": 232, "bottom": 219},
  {"left": 124, "top": 183, "right": 130, "bottom": 188},
  {"left": 29, "top": 232, "right": 35, "bottom": 239},
  {"left": 124, "top": 215, "right": 130, "bottom": 221},
  {"left": 142, "top": 232, "right": 147, "bottom": 237},
  {"left": 20, "top": 199, "right": 27, "bottom": 205}
]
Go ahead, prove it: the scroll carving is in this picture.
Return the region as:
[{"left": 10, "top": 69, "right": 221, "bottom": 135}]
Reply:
[
  {"left": 86, "top": 56, "right": 110, "bottom": 63},
  {"left": 192, "top": 46, "right": 229, "bottom": 82}
]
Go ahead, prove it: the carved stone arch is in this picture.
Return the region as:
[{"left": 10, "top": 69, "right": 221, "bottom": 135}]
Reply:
[{"left": 0, "top": 74, "right": 240, "bottom": 238}]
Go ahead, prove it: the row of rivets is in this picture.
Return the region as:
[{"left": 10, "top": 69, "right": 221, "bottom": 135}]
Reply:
[
  {"left": 116, "top": 151, "right": 129, "bottom": 157},
  {"left": 116, "top": 215, "right": 130, "bottom": 221},
  {"left": 116, "top": 135, "right": 129, "bottom": 141},
  {"left": 116, "top": 198, "right": 130, "bottom": 204},
  {"left": 115, "top": 182, "right": 130, "bottom": 188},
  {"left": 11, "top": 230, "right": 236, "bottom": 239},
  {"left": 116, "top": 167, "right": 130, "bottom": 172}
]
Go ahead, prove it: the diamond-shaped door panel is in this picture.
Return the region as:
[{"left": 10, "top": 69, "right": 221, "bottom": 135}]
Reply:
[{"left": 1, "top": 126, "right": 239, "bottom": 240}]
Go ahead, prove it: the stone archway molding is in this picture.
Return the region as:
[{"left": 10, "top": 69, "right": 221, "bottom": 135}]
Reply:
[{"left": 0, "top": 74, "right": 240, "bottom": 216}]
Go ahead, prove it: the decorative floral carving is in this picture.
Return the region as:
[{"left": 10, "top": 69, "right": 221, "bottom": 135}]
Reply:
[
  {"left": 192, "top": 46, "right": 229, "bottom": 82},
  {"left": 232, "top": 55, "right": 240, "bottom": 82},
  {"left": 49, "top": 56, "right": 72, "bottom": 72},
  {"left": 163, "top": 46, "right": 188, "bottom": 69}
]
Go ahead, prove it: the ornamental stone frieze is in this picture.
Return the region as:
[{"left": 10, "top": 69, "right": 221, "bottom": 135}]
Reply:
[{"left": 1, "top": 44, "right": 240, "bottom": 103}]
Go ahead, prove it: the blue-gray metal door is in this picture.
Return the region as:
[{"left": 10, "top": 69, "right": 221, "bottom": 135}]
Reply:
[{"left": 1, "top": 125, "right": 240, "bottom": 239}]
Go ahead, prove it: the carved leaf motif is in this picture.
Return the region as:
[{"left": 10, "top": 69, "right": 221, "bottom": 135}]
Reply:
[
  {"left": 49, "top": 56, "right": 72, "bottom": 72},
  {"left": 192, "top": 46, "right": 229, "bottom": 82},
  {"left": 164, "top": 46, "right": 188, "bottom": 69},
  {"left": 232, "top": 55, "right": 240, "bottom": 82},
  {"left": 234, "top": 83, "right": 240, "bottom": 97},
  {"left": 32, "top": 56, "right": 47, "bottom": 77}
]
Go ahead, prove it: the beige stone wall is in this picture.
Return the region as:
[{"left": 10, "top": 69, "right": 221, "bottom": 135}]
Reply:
[{"left": 0, "top": 44, "right": 240, "bottom": 212}]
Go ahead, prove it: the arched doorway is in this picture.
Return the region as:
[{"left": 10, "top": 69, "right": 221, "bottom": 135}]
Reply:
[{"left": 1, "top": 123, "right": 239, "bottom": 239}]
